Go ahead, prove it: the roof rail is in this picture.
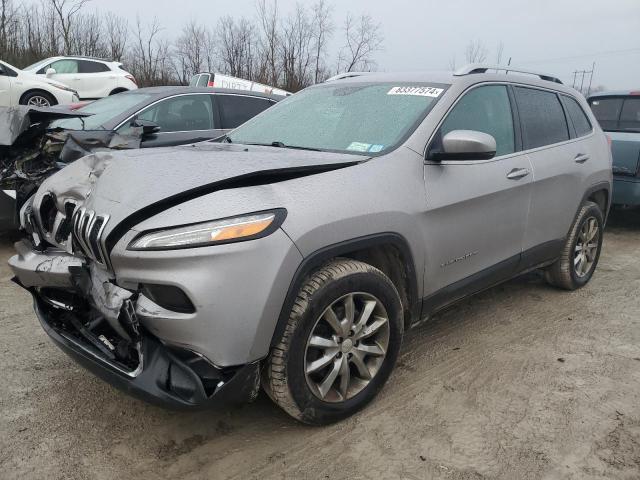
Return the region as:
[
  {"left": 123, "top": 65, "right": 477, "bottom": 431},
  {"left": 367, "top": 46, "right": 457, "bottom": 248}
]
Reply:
[
  {"left": 454, "top": 63, "right": 563, "bottom": 85},
  {"left": 325, "top": 72, "right": 374, "bottom": 82}
]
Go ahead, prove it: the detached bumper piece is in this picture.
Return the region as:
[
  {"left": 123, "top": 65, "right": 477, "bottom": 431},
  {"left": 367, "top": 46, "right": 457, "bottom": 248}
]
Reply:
[{"left": 30, "top": 290, "right": 260, "bottom": 409}]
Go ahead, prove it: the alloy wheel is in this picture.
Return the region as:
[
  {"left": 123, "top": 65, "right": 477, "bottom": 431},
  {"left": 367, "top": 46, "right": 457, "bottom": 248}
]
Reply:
[
  {"left": 26, "top": 96, "right": 51, "bottom": 107},
  {"left": 574, "top": 216, "right": 599, "bottom": 277},
  {"left": 304, "top": 292, "right": 390, "bottom": 403}
]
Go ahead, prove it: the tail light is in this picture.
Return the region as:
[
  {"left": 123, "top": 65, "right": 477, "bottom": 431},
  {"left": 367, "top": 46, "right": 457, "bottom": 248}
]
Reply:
[
  {"left": 125, "top": 74, "right": 138, "bottom": 86},
  {"left": 208, "top": 81, "right": 215, "bottom": 87},
  {"left": 606, "top": 134, "right": 612, "bottom": 148}
]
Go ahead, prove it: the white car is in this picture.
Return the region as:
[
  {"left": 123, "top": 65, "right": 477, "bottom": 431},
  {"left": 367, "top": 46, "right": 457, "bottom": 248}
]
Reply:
[
  {"left": 23, "top": 56, "right": 138, "bottom": 100},
  {"left": 0, "top": 60, "right": 79, "bottom": 107}
]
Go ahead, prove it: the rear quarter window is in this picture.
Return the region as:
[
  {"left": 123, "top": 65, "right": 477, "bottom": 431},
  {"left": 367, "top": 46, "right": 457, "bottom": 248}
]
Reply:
[
  {"left": 562, "top": 96, "right": 592, "bottom": 137},
  {"left": 78, "top": 60, "right": 110, "bottom": 73},
  {"left": 217, "top": 95, "right": 272, "bottom": 129},
  {"left": 514, "top": 87, "right": 569, "bottom": 149}
]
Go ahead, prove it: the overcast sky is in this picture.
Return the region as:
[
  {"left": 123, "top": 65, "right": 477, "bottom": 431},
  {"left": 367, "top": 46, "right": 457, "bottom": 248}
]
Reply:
[{"left": 44, "top": 0, "right": 640, "bottom": 90}]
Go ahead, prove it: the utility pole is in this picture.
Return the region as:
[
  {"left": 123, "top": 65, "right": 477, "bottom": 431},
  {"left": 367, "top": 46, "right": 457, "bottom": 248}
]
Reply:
[{"left": 571, "top": 64, "right": 595, "bottom": 95}]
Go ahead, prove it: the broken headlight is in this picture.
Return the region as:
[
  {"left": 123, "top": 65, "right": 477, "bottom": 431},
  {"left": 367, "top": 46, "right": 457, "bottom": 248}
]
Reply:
[{"left": 127, "top": 209, "right": 286, "bottom": 251}]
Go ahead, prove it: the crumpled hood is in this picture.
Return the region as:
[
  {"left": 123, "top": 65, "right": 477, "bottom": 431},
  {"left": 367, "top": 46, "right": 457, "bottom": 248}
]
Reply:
[{"left": 34, "top": 141, "right": 365, "bottom": 246}]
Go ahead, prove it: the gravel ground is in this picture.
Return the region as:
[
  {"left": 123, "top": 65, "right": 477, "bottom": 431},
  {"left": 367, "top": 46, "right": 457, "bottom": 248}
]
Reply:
[{"left": 1, "top": 209, "right": 639, "bottom": 480}]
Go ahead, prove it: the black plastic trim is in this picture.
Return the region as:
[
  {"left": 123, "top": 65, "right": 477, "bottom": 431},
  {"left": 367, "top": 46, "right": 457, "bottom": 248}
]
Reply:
[
  {"left": 270, "top": 233, "right": 420, "bottom": 348},
  {"left": 31, "top": 295, "right": 259, "bottom": 409},
  {"left": 421, "top": 239, "right": 564, "bottom": 317}
]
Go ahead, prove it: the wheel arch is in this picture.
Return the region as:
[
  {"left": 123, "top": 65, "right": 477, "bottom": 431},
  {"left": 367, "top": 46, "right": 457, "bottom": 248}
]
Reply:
[
  {"left": 109, "top": 88, "right": 128, "bottom": 96},
  {"left": 19, "top": 89, "right": 58, "bottom": 106},
  {"left": 583, "top": 182, "right": 611, "bottom": 223},
  {"left": 270, "top": 233, "right": 420, "bottom": 349}
]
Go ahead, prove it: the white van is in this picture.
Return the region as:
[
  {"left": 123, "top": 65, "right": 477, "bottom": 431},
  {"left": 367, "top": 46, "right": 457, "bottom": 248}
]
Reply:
[{"left": 189, "top": 73, "right": 291, "bottom": 97}]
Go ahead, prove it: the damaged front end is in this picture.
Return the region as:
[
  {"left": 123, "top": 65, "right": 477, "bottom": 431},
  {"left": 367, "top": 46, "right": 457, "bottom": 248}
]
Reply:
[
  {"left": 10, "top": 208, "right": 260, "bottom": 408},
  {"left": 0, "top": 106, "right": 142, "bottom": 210}
]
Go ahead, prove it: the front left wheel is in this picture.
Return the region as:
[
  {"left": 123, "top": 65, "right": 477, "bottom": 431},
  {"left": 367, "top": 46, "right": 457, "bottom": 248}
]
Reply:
[
  {"left": 263, "top": 259, "right": 403, "bottom": 425},
  {"left": 20, "top": 91, "right": 56, "bottom": 107}
]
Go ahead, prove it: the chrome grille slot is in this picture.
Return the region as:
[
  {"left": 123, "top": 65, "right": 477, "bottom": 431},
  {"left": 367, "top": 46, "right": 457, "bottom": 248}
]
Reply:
[{"left": 72, "top": 208, "right": 110, "bottom": 266}]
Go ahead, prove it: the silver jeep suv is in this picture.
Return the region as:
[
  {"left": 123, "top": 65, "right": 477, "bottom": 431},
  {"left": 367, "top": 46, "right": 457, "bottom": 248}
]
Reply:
[{"left": 9, "top": 65, "right": 612, "bottom": 424}]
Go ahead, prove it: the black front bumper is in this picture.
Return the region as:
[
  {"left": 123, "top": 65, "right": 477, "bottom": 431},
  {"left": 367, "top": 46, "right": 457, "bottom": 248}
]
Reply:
[{"left": 32, "top": 294, "right": 261, "bottom": 409}]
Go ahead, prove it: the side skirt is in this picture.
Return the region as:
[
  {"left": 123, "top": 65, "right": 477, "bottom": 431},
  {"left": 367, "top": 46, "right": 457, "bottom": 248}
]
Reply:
[{"left": 417, "top": 239, "right": 564, "bottom": 324}]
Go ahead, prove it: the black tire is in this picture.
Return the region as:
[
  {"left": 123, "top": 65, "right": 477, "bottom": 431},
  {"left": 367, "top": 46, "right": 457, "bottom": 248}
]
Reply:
[
  {"left": 109, "top": 88, "right": 128, "bottom": 96},
  {"left": 263, "top": 259, "right": 403, "bottom": 425},
  {"left": 545, "top": 201, "right": 604, "bottom": 290},
  {"left": 20, "top": 90, "right": 56, "bottom": 107}
]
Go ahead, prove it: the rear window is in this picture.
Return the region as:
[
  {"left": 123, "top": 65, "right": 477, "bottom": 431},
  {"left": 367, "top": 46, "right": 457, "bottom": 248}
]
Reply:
[
  {"left": 562, "top": 96, "right": 592, "bottom": 137},
  {"left": 619, "top": 98, "right": 640, "bottom": 132},
  {"left": 218, "top": 95, "right": 272, "bottom": 129},
  {"left": 589, "top": 98, "right": 624, "bottom": 131},
  {"left": 514, "top": 87, "right": 569, "bottom": 149}
]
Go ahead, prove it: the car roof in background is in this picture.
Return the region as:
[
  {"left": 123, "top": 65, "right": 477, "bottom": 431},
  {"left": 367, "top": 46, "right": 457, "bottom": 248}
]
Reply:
[
  {"left": 128, "top": 86, "right": 286, "bottom": 100},
  {"left": 587, "top": 90, "right": 640, "bottom": 99}
]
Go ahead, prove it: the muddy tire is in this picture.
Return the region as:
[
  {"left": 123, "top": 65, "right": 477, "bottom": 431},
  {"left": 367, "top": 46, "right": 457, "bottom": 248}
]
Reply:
[
  {"left": 263, "top": 259, "right": 403, "bottom": 425},
  {"left": 545, "top": 201, "right": 604, "bottom": 290}
]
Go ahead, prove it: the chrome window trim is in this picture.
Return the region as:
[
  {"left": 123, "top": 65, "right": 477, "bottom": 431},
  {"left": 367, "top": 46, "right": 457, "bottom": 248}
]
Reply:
[{"left": 114, "top": 92, "right": 270, "bottom": 132}]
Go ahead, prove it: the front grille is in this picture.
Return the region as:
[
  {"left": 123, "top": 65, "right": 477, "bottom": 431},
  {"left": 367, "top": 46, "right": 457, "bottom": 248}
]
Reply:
[{"left": 72, "top": 207, "right": 110, "bottom": 266}]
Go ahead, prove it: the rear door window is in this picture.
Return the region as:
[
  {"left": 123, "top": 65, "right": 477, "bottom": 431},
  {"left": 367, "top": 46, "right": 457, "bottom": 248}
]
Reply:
[
  {"left": 619, "top": 98, "right": 640, "bottom": 132},
  {"left": 588, "top": 97, "right": 624, "bottom": 131},
  {"left": 438, "top": 85, "right": 515, "bottom": 157},
  {"left": 78, "top": 60, "right": 110, "bottom": 73},
  {"left": 217, "top": 95, "right": 272, "bottom": 129},
  {"left": 514, "top": 87, "right": 569, "bottom": 149},
  {"left": 562, "top": 96, "right": 592, "bottom": 137}
]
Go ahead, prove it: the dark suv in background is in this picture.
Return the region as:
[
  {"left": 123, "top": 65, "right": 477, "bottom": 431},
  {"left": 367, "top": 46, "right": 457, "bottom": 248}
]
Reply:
[{"left": 588, "top": 91, "right": 640, "bottom": 206}]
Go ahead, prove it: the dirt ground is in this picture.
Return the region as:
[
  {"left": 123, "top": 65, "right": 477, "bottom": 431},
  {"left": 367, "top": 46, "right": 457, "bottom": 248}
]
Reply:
[{"left": 1, "top": 210, "right": 639, "bottom": 480}]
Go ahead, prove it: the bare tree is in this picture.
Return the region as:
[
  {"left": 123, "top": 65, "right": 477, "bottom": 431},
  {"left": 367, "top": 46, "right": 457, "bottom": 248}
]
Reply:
[
  {"left": 495, "top": 40, "right": 504, "bottom": 65},
  {"left": 216, "top": 16, "right": 256, "bottom": 79},
  {"left": 280, "top": 4, "right": 314, "bottom": 91},
  {"left": 256, "top": 0, "right": 281, "bottom": 86},
  {"left": 311, "top": 0, "right": 333, "bottom": 83},
  {"left": 174, "top": 20, "right": 209, "bottom": 84},
  {"left": 129, "top": 16, "right": 173, "bottom": 86},
  {"left": 464, "top": 39, "right": 487, "bottom": 64},
  {"left": 338, "top": 13, "right": 383, "bottom": 73},
  {"left": 50, "top": 0, "right": 90, "bottom": 54},
  {"left": 104, "top": 12, "right": 128, "bottom": 61}
]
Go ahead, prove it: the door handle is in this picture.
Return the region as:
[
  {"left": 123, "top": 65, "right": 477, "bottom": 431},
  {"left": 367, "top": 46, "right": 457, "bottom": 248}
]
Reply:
[
  {"left": 574, "top": 153, "right": 590, "bottom": 164},
  {"left": 506, "top": 168, "right": 530, "bottom": 180}
]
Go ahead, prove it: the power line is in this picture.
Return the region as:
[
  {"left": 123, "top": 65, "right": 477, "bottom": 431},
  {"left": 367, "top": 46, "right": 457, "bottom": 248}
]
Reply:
[{"left": 519, "top": 48, "right": 640, "bottom": 65}]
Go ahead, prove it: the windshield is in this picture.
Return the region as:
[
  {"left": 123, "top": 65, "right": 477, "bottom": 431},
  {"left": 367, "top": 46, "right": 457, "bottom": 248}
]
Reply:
[
  {"left": 50, "top": 93, "right": 152, "bottom": 130},
  {"left": 227, "top": 82, "right": 446, "bottom": 155}
]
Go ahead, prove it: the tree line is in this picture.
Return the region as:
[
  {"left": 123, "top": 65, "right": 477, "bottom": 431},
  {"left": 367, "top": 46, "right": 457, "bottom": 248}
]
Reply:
[{"left": 0, "top": 0, "right": 384, "bottom": 91}]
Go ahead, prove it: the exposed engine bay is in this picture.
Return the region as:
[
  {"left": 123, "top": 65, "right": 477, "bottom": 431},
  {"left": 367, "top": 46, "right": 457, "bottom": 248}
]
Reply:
[{"left": 0, "top": 106, "right": 143, "bottom": 210}]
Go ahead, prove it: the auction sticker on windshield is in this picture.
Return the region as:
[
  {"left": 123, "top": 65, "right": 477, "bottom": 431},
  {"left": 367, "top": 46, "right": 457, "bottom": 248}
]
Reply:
[{"left": 387, "top": 86, "right": 443, "bottom": 97}]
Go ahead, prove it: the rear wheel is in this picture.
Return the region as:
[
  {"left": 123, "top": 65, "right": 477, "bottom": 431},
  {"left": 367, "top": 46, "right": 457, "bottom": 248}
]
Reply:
[
  {"left": 263, "top": 259, "right": 403, "bottom": 425},
  {"left": 20, "top": 91, "right": 56, "bottom": 107},
  {"left": 545, "top": 201, "right": 604, "bottom": 290}
]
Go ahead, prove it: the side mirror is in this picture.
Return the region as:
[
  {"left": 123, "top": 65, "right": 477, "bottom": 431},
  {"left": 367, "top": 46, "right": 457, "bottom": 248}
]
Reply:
[
  {"left": 430, "top": 130, "right": 497, "bottom": 161},
  {"left": 45, "top": 68, "right": 56, "bottom": 77},
  {"left": 131, "top": 119, "right": 161, "bottom": 136}
]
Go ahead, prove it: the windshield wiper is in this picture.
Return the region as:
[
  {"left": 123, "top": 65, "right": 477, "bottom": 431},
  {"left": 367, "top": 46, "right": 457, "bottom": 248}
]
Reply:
[{"left": 247, "top": 141, "right": 321, "bottom": 152}]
